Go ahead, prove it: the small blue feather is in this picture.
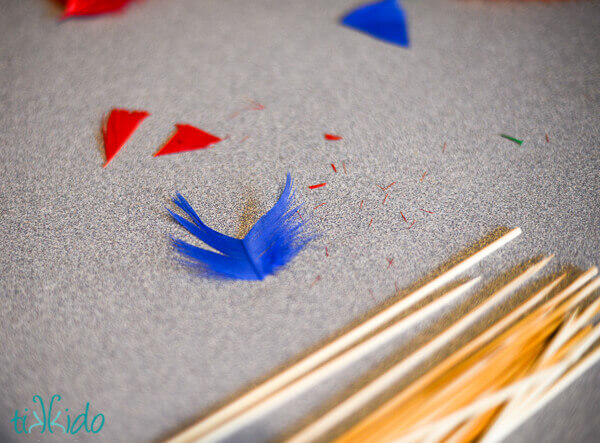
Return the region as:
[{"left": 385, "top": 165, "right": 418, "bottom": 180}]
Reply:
[
  {"left": 341, "top": 0, "right": 409, "bottom": 47},
  {"left": 168, "top": 173, "right": 312, "bottom": 280}
]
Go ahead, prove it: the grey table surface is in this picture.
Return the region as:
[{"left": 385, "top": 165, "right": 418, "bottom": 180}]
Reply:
[{"left": 1, "top": 0, "right": 599, "bottom": 442}]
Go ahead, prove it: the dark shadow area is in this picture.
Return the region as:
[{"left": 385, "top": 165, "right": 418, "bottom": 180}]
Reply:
[{"left": 236, "top": 190, "right": 261, "bottom": 239}]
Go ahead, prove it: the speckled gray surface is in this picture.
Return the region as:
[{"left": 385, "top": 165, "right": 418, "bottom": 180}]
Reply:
[{"left": 1, "top": 0, "right": 599, "bottom": 442}]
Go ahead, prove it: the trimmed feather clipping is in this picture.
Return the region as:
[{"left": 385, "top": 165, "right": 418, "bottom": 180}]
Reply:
[
  {"left": 168, "top": 173, "right": 312, "bottom": 280},
  {"left": 61, "top": 0, "right": 135, "bottom": 19}
]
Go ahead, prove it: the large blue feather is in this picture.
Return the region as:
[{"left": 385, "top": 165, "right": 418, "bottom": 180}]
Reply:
[{"left": 168, "top": 173, "right": 312, "bottom": 280}]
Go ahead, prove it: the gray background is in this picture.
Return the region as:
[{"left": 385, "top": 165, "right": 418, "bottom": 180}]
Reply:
[{"left": 1, "top": 0, "right": 599, "bottom": 441}]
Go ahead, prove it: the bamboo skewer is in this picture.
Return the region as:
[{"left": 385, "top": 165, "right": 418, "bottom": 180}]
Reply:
[
  {"left": 344, "top": 276, "right": 597, "bottom": 442},
  {"left": 394, "top": 365, "right": 561, "bottom": 443},
  {"left": 395, "top": 322, "right": 600, "bottom": 443},
  {"left": 485, "top": 278, "right": 600, "bottom": 422},
  {"left": 167, "top": 228, "right": 522, "bottom": 443},
  {"left": 482, "top": 345, "right": 600, "bottom": 443},
  {"left": 444, "top": 284, "right": 600, "bottom": 443},
  {"left": 337, "top": 273, "right": 567, "bottom": 442},
  {"left": 287, "top": 255, "right": 552, "bottom": 443},
  {"left": 481, "top": 326, "right": 600, "bottom": 443},
  {"left": 193, "top": 278, "right": 481, "bottom": 443},
  {"left": 432, "top": 283, "right": 600, "bottom": 443},
  {"left": 442, "top": 315, "right": 588, "bottom": 443},
  {"left": 436, "top": 321, "right": 600, "bottom": 443},
  {"left": 541, "top": 313, "right": 583, "bottom": 365},
  {"left": 482, "top": 277, "right": 600, "bottom": 440},
  {"left": 398, "top": 329, "right": 544, "bottom": 438},
  {"left": 352, "top": 282, "right": 566, "bottom": 443},
  {"left": 563, "top": 276, "right": 600, "bottom": 312},
  {"left": 514, "top": 319, "right": 593, "bottom": 411},
  {"left": 426, "top": 337, "right": 551, "bottom": 443},
  {"left": 427, "top": 345, "right": 542, "bottom": 443},
  {"left": 338, "top": 267, "right": 597, "bottom": 443},
  {"left": 167, "top": 226, "right": 598, "bottom": 443}
]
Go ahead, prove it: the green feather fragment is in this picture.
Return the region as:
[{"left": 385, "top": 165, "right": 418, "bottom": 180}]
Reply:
[{"left": 500, "top": 134, "right": 523, "bottom": 145}]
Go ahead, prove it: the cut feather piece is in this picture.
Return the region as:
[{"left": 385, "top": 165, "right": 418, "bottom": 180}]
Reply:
[
  {"left": 500, "top": 134, "right": 523, "bottom": 145},
  {"left": 61, "top": 0, "right": 135, "bottom": 19},
  {"left": 154, "top": 124, "right": 222, "bottom": 157},
  {"left": 168, "top": 173, "right": 312, "bottom": 280},
  {"left": 102, "top": 108, "right": 150, "bottom": 168},
  {"left": 341, "top": 0, "right": 409, "bottom": 47}
]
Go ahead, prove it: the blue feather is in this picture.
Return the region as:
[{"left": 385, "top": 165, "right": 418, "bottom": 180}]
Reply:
[
  {"left": 341, "top": 0, "right": 409, "bottom": 47},
  {"left": 168, "top": 173, "right": 312, "bottom": 280}
]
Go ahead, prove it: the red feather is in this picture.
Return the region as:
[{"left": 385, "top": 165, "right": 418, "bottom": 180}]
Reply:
[
  {"left": 102, "top": 108, "right": 150, "bottom": 168},
  {"left": 61, "top": 0, "right": 136, "bottom": 19},
  {"left": 154, "top": 124, "right": 222, "bottom": 157}
]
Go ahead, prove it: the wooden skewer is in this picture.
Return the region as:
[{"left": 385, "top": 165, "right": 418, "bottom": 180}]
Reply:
[
  {"left": 548, "top": 325, "right": 595, "bottom": 364},
  {"left": 343, "top": 273, "right": 595, "bottom": 442},
  {"left": 394, "top": 364, "right": 562, "bottom": 443},
  {"left": 456, "top": 323, "right": 595, "bottom": 443},
  {"left": 167, "top": 228, "right": 522, "bottom": 443},
  {"left": 484, "top": 311, "right": 582, "bottom": 433},
  {"left": 337, "top": 271, "right": 598, "bottom": 443},
  {"left": 537, "top": 278, "right": 600, "bottom": 367},
  {"left": 339, "top": 273, "right": 578, "bottom": 442},
  {"left": 338, "top": 267, "right": 597, "bottom": 443},
  {"left": 397, "top": 321, "right": 600, "bottom": 443},
  {"left": 486, "top": 278, "right": 600, "bottom": 425},
  {"left": 563, "top": 276, "right": 600, "bottom": 311},
  {"left": 406, "top": 326, "right": 545, "bottom": 437},
  {"left": 423, "top": 353, "right": 519, "bottom": 443},
  {"left": 442, "top": 314, "right": 577, "bottom": 443},
  {"left": 194, "top": 278, "right": 481, "bottom": 443},
  {"left": 287, "top": 255, "right": 552, "bottom": 443},
  {"left": 371, "top": 287, "right": 565, "bottom": 443},
  {"left": 540, "top": 313, "right": 582, "bottom": 365},
  {"left": 496, "top": 344, "right": 600, "bottom": 441},
  {"left": 481, "top": 323, "right": 600, "bottom": 443},
  {"left": 576, "top": 293, "right": 600, "bottom": 322},
  {"left": 483, "top": 277, "right": 600, "bottom": 439},
  {"left": 423, "top": 313, "right": 575, "bottom": 443},
  {"left": 443, "top": 406, "right": 498, "bottom": 443},
  {"left": 426, "top": 342, "right": 544, "bottom": 443}
]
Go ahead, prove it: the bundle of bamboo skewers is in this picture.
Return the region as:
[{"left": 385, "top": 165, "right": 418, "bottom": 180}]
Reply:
[
  {"left": 168, "top": 227, "right": 600, "bottom": 443},
  {"left": 335, "top": 266, "right": 600, "bottom": 443}
]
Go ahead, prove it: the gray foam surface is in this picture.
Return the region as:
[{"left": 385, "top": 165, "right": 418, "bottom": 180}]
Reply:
[{"left": 0, "top": 0, "right": 599, "bottom": 441}]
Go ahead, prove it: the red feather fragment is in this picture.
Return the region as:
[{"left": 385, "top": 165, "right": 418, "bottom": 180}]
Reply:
[
  {"left": 61, "top": 0, "right": 135, "bottom": 19},
  {"left": 154, "top": 124, "right": 222, "bottom": 157},
  {"left": 311, "top": 275, "right": 322, "bottom": 287},
  {"left": 102, "top": 108, "right": 149, "bottom": 168},
  {"left": 324, "top": 134, "right": 342, "bottom": 140}
]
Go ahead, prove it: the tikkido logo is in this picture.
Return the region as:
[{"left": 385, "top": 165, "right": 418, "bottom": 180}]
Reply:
[{"left": 11, "top": 395, "right": 105, "bottom": 435}]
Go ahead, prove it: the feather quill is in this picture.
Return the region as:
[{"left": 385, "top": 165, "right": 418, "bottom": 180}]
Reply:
[{"left": 168, "top": 173, "right": 312, "bottom": 280}]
